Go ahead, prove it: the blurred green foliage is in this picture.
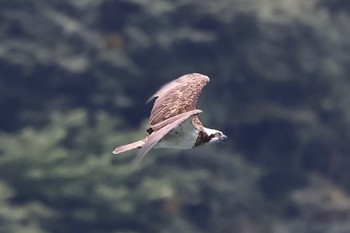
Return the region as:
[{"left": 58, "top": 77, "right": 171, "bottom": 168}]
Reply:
[{"left": 1, "top": 0, "right": 350, "bottom": 232}]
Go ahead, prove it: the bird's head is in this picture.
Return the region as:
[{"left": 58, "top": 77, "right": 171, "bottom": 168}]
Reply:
[{"left": 204, "top": 127, "right": 227, "bottom": 144}]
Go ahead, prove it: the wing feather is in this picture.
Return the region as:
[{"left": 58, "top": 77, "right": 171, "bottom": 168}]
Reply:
[
  {"left": 135, "top": 109, "right": 202, "bottom": 162},
  {"left": 148, "top": 73, "right": 209, "bottom": 126}
]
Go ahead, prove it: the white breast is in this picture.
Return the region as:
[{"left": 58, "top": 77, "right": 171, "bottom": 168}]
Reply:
[{"left": 154, "top": 118, "right": 199, "bottom": 149}]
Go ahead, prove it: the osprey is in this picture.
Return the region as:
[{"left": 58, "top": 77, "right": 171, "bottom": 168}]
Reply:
[{"left": 113, "top": 73, "right": 227, "bottom": 161}]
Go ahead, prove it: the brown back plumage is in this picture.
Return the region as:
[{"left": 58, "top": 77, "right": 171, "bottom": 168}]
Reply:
[{"left": 148, "top": 73, "right": 210, "bottom": 126}]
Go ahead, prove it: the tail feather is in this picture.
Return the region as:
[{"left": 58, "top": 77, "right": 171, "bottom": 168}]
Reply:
[{"left": 113, "top": 139, "right": 146, "bottom": 155}]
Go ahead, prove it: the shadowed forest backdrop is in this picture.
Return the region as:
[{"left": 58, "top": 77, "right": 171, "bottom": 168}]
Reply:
[{"left": 1, "top": 0, "right": 350, "bottom": 232}]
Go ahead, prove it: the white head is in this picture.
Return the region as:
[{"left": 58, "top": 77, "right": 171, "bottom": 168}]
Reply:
[{"left": 203, "top": 127, "right": 227, "bottom": 144}]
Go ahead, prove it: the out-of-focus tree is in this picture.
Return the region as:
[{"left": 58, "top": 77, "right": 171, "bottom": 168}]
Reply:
[{"left": 1, "top": 0, "right": 350, "bottom": 232}]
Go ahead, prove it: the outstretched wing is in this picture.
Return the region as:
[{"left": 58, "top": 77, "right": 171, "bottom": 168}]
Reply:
[
  {"left": 148, "top": 73, "right": 209, "bottom": 126},
  {"left": 135, "top": 109, "right": 202, "bottom": 162}
]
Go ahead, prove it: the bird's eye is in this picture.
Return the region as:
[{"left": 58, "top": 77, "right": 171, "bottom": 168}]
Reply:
[{"left": 215, "top": 132, "right": 221, "bottom": 137}]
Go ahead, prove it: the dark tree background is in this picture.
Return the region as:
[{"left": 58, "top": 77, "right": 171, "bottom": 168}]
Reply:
[{"left": 1, "top": 0, "right": 350, "bottom": 232}]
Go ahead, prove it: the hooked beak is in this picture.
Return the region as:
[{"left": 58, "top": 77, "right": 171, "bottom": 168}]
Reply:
[{"left": 220, "top": 134, "right": 227, "bottom": 142}]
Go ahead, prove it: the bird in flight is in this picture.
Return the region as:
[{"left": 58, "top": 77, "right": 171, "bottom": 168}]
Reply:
[{"left": 113, "top": 73, "right": 227, "bottom": 161}]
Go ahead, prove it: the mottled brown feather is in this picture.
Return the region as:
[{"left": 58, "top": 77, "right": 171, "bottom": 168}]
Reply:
[
  {"left": 148, "top": 73, "right": 210, "bottom": 126},
  {"left": 191, "top": 115, "right": 205, "bottom": 132}
]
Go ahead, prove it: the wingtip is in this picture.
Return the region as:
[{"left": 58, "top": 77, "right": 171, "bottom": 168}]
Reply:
[
  {"left": 146, "top": 95, "right": 156, "bottom": 104},
  {"left": 191, "top": 73, "right": 210, "bottom": 82},
  {"left": 112, "top": 148, "right": 121, "bottom": 155}
]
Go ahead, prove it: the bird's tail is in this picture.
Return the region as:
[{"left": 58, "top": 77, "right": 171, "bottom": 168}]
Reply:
[{"left": 112, "top": 139, "right": 146, "bottom": 155}]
